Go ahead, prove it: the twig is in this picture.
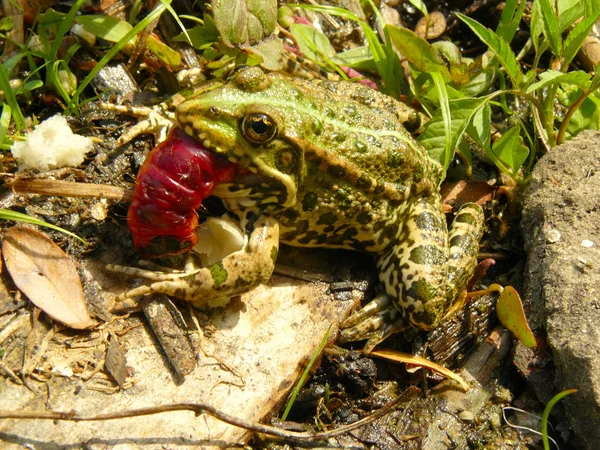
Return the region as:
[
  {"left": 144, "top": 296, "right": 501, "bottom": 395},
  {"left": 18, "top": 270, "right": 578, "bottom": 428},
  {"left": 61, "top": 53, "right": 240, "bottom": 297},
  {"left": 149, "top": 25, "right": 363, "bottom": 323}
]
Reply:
[
  {"left": 0, "top": 311, "right": 30, "bottom": 346},
  {"left": 9, "top": 178, "right": 133, "bottom": 202},
  {"left": 0, "top": 387, "right": 418, "bottom": 443},
  {"left": 0, "top": 360, "right": 23, "bottom": 385}
]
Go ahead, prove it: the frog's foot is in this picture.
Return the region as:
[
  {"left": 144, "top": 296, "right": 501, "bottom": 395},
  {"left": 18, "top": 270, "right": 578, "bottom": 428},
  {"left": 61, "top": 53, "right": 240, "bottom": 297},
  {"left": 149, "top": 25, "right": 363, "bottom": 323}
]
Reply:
[
  {"left": 97, "top": 101, "right": 175, "bottom": 146},
  {"left": 339, "top": 293, "right": 407, "bottom": 349},
  {"left": 106, "top": 215, "right": 280, "bottom": 308},
  {"left": 105, "top": 263, "right": 205, "bottom": 302}
]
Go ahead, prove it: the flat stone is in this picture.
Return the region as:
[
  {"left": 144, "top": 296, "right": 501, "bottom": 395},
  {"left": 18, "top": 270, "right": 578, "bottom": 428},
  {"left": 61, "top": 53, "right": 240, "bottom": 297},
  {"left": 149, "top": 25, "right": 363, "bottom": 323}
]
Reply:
[
  {"left": 0, "top": 259, "right": 363, "bottom": 448},
  {"left": 520, "top": 130, "right": 600, "bottom": 449}
]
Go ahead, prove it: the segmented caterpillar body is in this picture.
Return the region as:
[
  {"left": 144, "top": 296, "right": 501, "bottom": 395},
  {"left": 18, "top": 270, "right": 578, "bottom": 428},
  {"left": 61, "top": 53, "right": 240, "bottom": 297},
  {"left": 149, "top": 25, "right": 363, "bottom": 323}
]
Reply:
[{"left": 127, "top": 127, "right": 235, "bottom": 257}]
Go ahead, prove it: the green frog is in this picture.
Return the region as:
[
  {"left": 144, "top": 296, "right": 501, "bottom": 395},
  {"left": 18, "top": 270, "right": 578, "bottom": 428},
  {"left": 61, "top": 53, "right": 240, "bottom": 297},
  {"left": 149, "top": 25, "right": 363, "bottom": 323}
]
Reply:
[{"left": 107, "top": 66, "right": 484, "bottom": 344}]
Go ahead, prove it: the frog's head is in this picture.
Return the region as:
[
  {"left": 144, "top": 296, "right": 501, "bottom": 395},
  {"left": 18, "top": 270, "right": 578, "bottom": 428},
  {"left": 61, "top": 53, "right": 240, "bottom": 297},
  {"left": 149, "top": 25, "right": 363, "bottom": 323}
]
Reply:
[{"left": 175, "top": 66, "right": 306, "bottom": 210}]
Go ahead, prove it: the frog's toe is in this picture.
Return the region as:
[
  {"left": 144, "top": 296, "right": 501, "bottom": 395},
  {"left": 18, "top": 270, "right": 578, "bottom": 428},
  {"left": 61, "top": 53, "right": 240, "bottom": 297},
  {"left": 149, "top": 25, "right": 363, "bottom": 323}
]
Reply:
[{"left": 339, "top": 293, "right": 407, "bottom": 347}]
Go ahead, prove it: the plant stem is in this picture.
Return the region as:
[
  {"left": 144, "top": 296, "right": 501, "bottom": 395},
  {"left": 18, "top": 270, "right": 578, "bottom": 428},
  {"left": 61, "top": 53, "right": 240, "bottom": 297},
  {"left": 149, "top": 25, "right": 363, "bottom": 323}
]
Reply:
[{"left": 556, "top": 83, "right": 600, "bottom": 144}]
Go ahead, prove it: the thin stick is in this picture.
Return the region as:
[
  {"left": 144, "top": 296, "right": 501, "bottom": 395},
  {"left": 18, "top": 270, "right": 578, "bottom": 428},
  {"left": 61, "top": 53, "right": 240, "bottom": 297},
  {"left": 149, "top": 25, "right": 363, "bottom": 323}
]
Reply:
[
  {"left": 9, "top": 178, "right": 133, "bottom": 202},
  {"left": 0, "top": 387, "right": 418, "bottom": 443}
]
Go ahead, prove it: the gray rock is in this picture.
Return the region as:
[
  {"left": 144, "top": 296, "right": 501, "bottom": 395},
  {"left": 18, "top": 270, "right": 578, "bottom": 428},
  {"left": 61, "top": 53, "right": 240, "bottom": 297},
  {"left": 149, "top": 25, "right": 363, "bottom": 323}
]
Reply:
[{"left": 521, "top": 130, "right": 600, "bottom": 449}]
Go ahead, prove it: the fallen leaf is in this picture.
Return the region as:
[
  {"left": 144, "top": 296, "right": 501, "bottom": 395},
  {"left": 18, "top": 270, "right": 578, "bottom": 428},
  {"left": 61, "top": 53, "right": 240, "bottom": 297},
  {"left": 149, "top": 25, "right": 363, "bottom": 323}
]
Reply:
[
  {"left": 496, "top": 285, "right": 537, "bottom": 348},
  {"left": 2, "top": 226, "right": 93, "bottom": 329},
  {"left": 370, "top": 347, "right": 470, "bottom": 391},
  {"left": 441, "top": 180, "right": 495, "bottom": 209}
]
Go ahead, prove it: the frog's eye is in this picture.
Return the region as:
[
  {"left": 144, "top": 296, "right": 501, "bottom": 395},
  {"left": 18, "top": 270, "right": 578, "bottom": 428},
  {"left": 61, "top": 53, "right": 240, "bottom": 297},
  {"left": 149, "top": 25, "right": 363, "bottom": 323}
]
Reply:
[{"left": 241, "top": 113, "right": 277, "bottom": 144}]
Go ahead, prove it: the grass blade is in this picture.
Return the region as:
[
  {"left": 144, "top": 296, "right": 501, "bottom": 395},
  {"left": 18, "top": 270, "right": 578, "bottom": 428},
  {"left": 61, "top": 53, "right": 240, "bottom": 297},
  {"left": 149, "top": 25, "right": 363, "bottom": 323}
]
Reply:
[
  {"left": 0, "top": 63, "right": 26, "bottom": 131},
  {"left": 0, "top": 209, "right": 86, "bottom": 244},
  {"left": 66, "top": 1, "right": 171, "bottom": 113},
  {"left": 0, "top": 103, "right": 12, "bottom": 146},
  {"left": 295, "top": 4, "right": 404, "bottom": 96},
  {"left": 49, "top": 0, "right": 87, "bottom": 61},
  {"left": 541, "top": 389, "right": 577, "bottom": 450},
  {"left": 280, "top": 326, "right": 331, "bottom": 421}
]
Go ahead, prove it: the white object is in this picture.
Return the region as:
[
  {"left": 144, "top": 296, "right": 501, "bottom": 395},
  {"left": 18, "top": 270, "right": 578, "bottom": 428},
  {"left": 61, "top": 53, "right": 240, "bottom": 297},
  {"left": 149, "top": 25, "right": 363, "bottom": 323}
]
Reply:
[
  {"left": 193, "top": 215, "right": 245, "bottom": 267},
  {"left": 11, "top": 115, "right": 93, "bottom": 171}
]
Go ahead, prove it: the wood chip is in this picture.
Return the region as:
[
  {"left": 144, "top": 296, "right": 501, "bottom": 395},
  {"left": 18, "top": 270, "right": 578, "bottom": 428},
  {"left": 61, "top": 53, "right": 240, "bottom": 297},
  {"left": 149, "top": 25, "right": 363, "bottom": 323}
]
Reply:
[{"left": 106, "top": 332, "right": 128, "bottom": 388}]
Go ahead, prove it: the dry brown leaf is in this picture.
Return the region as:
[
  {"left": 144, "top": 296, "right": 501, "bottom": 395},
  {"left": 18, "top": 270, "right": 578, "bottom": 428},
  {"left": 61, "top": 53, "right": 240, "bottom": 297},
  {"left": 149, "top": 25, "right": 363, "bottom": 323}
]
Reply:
[
  {"left": 2, "top": 226, "right": 93, "bottom": 329},
  {"left": 441, "top": 180, "right": 495, "bottom": 210},
  {"left": 370, "top": 347, "right": 470, "bottom": 391}
]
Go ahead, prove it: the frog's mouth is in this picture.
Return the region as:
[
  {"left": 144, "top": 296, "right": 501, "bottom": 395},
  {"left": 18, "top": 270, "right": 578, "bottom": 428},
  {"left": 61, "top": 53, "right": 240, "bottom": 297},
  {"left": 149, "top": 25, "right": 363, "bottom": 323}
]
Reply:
[
  {"left": 211, "top": 169, "right": 293, "bottom": 210},
  {"left": 129, "top": 127, "right": 287, "bottom": 258}
]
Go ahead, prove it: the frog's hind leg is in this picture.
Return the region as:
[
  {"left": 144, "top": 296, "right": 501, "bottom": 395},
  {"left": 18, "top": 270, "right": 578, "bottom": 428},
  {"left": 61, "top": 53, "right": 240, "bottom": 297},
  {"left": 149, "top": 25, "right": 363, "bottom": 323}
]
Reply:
[
  {"left": 338, "top": 293, "right": 406, "bottom": 344},
  {"left": 444, "top": 203, "right": 485, "bottom": 309},
  {"left": 340, "top": 199, "right": 484, "bottom": 346}
]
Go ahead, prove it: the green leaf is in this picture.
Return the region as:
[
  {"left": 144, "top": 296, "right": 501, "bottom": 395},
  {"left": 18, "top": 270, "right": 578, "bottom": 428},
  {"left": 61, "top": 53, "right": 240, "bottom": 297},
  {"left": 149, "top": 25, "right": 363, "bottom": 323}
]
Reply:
[
  {"left": 457, "top": 14, "right": 523, "bottom": 88},
  {"left": 76, "top": 15, "right": 133, "bottom": 43},
  {"left": 36, "top": 8, "right": 66, "bottom": 37},
  {"left": 489, "top": 125, "right": 529, "bottom": 176},
  {"left": 245, "top": 36, "right": 285, "bottom": 70},
  {"left": 417, "top": 97, "right": 482, "bottom": 166},
  {"left": 387, "top": 26, "right": 451, "bottom": 81},
  {"left": 212, "top": 0, "right": 277, "bottom": 46},
  {"left": 530, "top": 1, "right": 543, "bottom": 52},
  {"left": 496, "top": 286, "right": 537, "bottom": 348},
  {"left": 407, "top": 0, "right": 428, "bottom": 16},
  {"left": 459, "top": 64, "right": 496, "bottom": 96},
  {"left": 586, "top": 0, "right": 600, "bottom": 15},
  {"left": 49, "top": 0, "right": 87, "bottom": 62},
  {"left": 526, "top": 70, "right": 591, "bottom": 94},
  {"left": 558, "top": 0, "right": 584, "bottom": 31},
  {"left": 174, "top": 17, "right": 219, "bottom": 50},
  {"left": 0, "top": 17, "right": 14, "bottom": 31},
  {"left": 560, "top": 88, "right": 600, "bottom": 136},
  {"left": 331, "top": 46, "right": 377, "bottom": 71},
  {"left": 0, "top": 103, "right": 11, "bottom": 146},
  {"left": 467, "top": 103, "right": 491, "bottom": 149},
  {"left": 146, "top": 35, "right": 181, "bottom": 69},
  {"left": 430, "top": 72, "right": 453, "bottom": 169},
  {"left": 563, "top": 11, "right": 600, "bottom": 67},
  {"left": 538, "top": 0, "right": 562, "bottom": 56},
  {"left": 496, "top": 0, "right": 526, "bottom": 44},
  {"left": 281, "top": 326, "right": 331, "bottom": 421},
  {"left": 290, "top": 23, "right": 335, "bottom": 62}
]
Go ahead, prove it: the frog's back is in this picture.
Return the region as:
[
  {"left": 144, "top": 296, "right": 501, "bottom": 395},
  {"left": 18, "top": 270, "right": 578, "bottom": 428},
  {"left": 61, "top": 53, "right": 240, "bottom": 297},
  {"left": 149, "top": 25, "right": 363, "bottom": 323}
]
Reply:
[{"left": 269, "top": 74, "right": 443, "bottom": 197}]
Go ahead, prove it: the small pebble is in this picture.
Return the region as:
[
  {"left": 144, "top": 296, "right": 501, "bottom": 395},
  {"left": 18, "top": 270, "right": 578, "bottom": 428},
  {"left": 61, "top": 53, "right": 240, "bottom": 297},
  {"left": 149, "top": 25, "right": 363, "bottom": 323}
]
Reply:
[
  {"left": 414, "top": 11, "right": 446, "bottom": 40},
  {"left": 91, "top": 201, "right": 108, "bottom": 221},
  {"left": 545, "top": 229, "right": 561, "bottom": 243},
  {"left": 581, "top": 239, "right": 594, "bottom": 248},
  {"left": 458, "top": 410, "right": 475, "bottom": 422}
]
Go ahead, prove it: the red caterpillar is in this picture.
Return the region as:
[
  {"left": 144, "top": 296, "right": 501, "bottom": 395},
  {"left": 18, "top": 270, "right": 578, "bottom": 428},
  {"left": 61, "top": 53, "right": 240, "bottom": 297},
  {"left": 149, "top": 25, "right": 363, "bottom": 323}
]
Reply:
[{"left": 127, "top": 127, "right": 235, "bottom": 257}]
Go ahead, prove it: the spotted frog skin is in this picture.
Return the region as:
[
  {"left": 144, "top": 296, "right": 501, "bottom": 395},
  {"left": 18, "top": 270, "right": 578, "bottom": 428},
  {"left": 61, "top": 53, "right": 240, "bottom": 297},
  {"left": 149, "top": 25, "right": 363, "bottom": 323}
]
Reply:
[{"left": 108, "top": 67, "right": 484, "bottom": 343}]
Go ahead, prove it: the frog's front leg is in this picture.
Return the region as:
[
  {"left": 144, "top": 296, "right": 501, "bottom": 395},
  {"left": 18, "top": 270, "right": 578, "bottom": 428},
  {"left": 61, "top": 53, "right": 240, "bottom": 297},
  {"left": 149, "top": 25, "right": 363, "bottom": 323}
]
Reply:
[
  {"left": 107, "top": 214, "right": 279, "bottom": 307},
  {"left": 341, "top": 198, "right": 484, "bottom": 344},
  {"left": 97, "top": 102, "right": 177, "bottom": 145}
]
